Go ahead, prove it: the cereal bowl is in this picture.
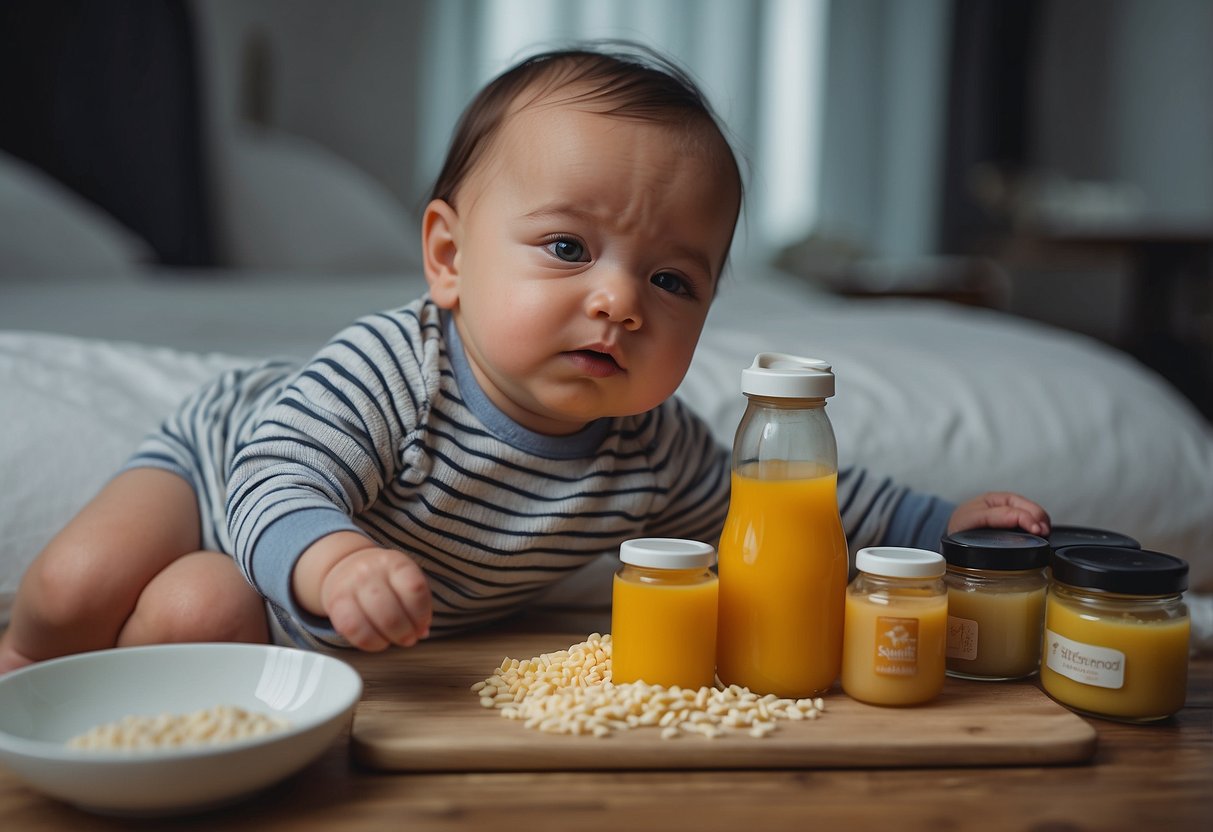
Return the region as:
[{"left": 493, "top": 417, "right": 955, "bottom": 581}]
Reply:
[{"left": 0, "top": 643, "right": 362, "bottom": 815}]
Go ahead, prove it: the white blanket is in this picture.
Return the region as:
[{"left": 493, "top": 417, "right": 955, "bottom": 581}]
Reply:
[{"left": 2, "top": 270, "right": 1211, "bottom": 646}]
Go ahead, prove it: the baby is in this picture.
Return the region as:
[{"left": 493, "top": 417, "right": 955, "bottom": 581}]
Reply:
[{"left": 0, "top": 43, "right": 1048, "bottom": 672}]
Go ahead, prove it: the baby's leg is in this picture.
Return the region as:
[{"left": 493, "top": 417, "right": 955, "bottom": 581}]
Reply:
[
  {"left": 117, "top": 550, "right": 268, "bottom": 647},
  {"left": 0, "top": 468, "right": 262, "bottom": 672}
]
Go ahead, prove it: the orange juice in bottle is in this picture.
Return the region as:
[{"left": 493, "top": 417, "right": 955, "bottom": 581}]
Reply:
[{"left": 716, "top": 354, "right": 849, "bottom": 698}]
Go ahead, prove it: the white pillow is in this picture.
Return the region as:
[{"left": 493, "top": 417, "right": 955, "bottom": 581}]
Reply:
[
  {"left": 0, "top": 151, "right": 154, "bottom": 280},
  {"left": 215, "top": 129, "right": 420, "bottom": 272}
]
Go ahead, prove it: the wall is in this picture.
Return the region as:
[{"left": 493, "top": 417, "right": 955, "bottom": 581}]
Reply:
[
  {"left": 1014, "top": 0, "right": 1213, "bottom": 411},
  {"left": 1032, "top": 0, "right": 1213, "bottom": 226},
  {"left": 191, "top": 0, "right": 429, "bottom": 212}
]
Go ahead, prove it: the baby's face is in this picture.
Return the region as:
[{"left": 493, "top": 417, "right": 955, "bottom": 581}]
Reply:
[{"left": 439, "top": 100, "right": 740, "bottom": 436}]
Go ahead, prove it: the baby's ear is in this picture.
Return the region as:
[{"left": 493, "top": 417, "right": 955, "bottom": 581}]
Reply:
[{"left": 421, "top": 199, "right": 461, "bottom": 309}]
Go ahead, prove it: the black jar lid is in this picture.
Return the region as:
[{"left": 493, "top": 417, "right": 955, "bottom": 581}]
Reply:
[
  {"left": 1047, "top": 525, "right": 1140, "bottom": 551},
  {"left": 1050, "top": 545, "right": 1189, "bottom": 595},
  {"left": 941, "top": 529, "right": 1050, "bottom": 570}
]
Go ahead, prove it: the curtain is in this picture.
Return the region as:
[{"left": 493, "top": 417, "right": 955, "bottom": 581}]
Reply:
[
  {"left": 417, "top": 0, "right": 827, "bottom": 261},
  {"left": 415, "top": 0, "right": 952, "bottom": 264}
]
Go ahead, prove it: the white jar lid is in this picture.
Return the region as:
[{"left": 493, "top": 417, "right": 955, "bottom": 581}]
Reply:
[
  {"left": 741, "top": 352, "right": 835, "bottom": 398},
  {"left": 620, "top": 538, "right": 716, "bottom": 569},
  {"left": 855, "top": 546, "right": 945, "bottom": 578}
]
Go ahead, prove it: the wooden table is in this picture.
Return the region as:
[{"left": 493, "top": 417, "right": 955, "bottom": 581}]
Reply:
[{"left": 2, "top": 610, "right": 1210, "bottom": 831}]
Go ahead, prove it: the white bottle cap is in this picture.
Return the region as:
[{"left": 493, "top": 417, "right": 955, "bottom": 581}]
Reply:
[
  {"left": 620, "top": 538, "right": 716, "bottom": 569},
  {"left": 855, "top": 546, "right": 945, "bottom": 578},
  {"left": 741, "top": 352, "right": 835, "bottom": 398}
]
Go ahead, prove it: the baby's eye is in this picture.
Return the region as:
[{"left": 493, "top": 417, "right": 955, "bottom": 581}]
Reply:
[
  {"left": 651, "top": 271, "right": 692, "bottom": 297},
  {"left": 546, "top": 237, "right": 589, "bottom": 263}
]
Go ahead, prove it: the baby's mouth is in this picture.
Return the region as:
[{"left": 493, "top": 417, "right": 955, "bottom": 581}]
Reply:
[
  {"left": 566, "top": 349, "right": 623, "bottom": 377},
  {"left": 579, "top": 348, "right": 620, "bottom": 366}
]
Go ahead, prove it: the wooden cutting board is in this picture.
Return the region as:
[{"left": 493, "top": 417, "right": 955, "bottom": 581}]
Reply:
[{"left": 349, "top": 628, "right": 1097, "bottom": 772}]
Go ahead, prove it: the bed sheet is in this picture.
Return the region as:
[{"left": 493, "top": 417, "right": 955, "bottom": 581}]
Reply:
[
  {"left": 687, "top": 273, "right": 1213, "bottom": 573},
  {"left": 1, "top": 268, "right": 1211, "bottom": 645}
]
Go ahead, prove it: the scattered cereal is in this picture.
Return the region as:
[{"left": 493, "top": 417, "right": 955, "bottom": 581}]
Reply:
[{"left": 471, "top": 633, "right": 826, "bottom": 739}]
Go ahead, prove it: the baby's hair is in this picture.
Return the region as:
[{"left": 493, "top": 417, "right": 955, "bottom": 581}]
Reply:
[{"left": 429, "top": 40, "right": 743, "bottom": 212}]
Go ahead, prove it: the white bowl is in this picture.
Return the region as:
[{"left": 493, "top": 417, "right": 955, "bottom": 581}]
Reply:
[{"left": 0, "top": 643, "right": 362, "bottom": 815}]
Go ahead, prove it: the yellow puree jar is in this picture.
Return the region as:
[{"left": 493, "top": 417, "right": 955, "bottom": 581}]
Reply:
[
  {"left": 842, "top": 547, "right": 947, "bottom": 706},
  {"left": 941, "top": 529, "right": 1050, "bottom": 680},
  {"left": 611, "top": 538, "right": 718, "bottom": 689},
  {"left": 1041, "top": 546, "right": 1190, "bottom": 723}
]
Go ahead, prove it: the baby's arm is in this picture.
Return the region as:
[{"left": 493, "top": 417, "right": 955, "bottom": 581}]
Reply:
[
  {"left": 947, "top": 491, "right": 1051, "bottom": 537},
  {"left": 292, "top": 531, "right": 432, "bottom": 651},
  {"left": 843, "top": 468, "right": 1051, "bottom": 552},
  {"left": 225, "top": 308, "right": 443, "bottom": 649}
]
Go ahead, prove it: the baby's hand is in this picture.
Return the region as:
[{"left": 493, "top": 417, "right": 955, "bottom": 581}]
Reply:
[
  {"left": 319, "top": 547, "right": 433, "bottom": 651},
  {"left": 947, "top": 492, "right": 1051, "bottom": 538}
]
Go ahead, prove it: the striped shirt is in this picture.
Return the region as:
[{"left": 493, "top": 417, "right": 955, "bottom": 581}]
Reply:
[{"left": 128, "top": 296, "right": 952, "bottom": 649}]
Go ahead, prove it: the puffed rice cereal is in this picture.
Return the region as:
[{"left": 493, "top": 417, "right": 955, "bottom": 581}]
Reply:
[
  {"left": 67, "top": 704, "right": 290, "bottom": 751},
  {"left": 471, "top": 633, "right": 825, "bottom": 739}
]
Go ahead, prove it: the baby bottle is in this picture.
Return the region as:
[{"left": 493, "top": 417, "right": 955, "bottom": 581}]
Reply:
[{"left": 715, "top": 353, "right": 849, "bottom": 698}]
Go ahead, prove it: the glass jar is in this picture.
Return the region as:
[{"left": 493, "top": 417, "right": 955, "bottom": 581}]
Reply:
[
  {"left": 611, "top": 538, "right": 718, "bottom": 689},
  {"left": 841, "top": 547, "right": 947, "bottom": 706},
  {"left": 1041, "top": 545, "right": 1190, "bottom": 723},
  {"left": 942, "top": 529, "right": 1050, "bottom": 680},
  {"left": 1047, "top": 525, "right": 1141, "bottom": 552},
  {"left": 715, "top": 354, "right": 848, "bottom": 698}
]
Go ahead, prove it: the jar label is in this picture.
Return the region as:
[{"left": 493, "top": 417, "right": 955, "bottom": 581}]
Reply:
[
  {"left": 1044, "top": 628, "right": 1125, "bottom": 689},
  {"left": 946, "top": 615, "right": 979, "bottom": 661},
  {"left": 874, "top": 616, "right": 919, "bottom": 676}
]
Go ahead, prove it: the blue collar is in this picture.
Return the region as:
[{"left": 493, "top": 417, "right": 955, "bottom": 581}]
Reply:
[{"left": 442, "top": 310, "right": 611, "bottom": 459}]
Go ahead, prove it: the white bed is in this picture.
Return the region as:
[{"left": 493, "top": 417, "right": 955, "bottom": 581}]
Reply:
[{"left": 3, "top": 138, "right": 1211, "bottom": 650}]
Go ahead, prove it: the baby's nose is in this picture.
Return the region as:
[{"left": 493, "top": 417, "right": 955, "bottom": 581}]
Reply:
[{"left": 586, "top": 272, "right": 643, "bottom": 331}]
